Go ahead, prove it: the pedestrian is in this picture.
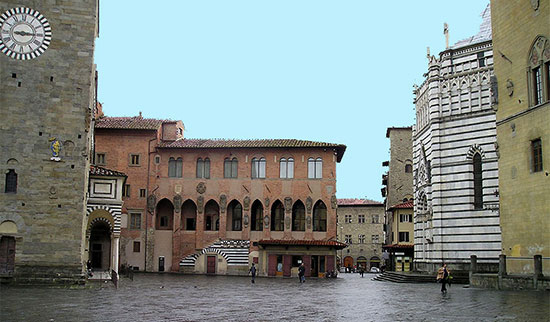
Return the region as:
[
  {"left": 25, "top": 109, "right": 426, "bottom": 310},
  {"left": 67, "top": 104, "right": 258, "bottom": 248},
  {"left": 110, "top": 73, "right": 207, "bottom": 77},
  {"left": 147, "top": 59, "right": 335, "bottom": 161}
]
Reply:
[
  {"left": 436, "top": 263, "right": 450, "bottom": 293},
  {"left": 249, "top": 263, "right": 257, "bottom": 284},
  {"left": 359, "top": 265, "right": 364, "bottom": 278},
  {"left": 298, "top": 263, "right": 306, "bottom": 283}
]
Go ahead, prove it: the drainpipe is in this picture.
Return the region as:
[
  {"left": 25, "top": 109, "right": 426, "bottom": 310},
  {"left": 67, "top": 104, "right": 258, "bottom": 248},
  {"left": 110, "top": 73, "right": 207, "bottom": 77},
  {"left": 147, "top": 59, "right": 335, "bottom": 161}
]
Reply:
[{"left": 145, "top": 137, "right": 157, "bottom": 272}]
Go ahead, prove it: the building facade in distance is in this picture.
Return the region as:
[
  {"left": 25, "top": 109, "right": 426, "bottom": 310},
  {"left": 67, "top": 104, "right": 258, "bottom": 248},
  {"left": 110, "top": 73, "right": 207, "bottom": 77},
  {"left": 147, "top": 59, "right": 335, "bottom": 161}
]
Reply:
[
  {"left": 336, "top": 199, "right": 384, "bottom": 271},
  {"left": 412, "top": 5, "right": 501, "bottom": 273},
  {"left": 94, "top": 112, "right": 347, "bottom": 277},
  {"left": 384, "top": 200, "right": 414, "bottom": 271},
  {"left": 490, "top": 0, "right": 549, "bottom": 275},
  {"left": 0, "top": 1, "right": 98, "bottom": 283}
]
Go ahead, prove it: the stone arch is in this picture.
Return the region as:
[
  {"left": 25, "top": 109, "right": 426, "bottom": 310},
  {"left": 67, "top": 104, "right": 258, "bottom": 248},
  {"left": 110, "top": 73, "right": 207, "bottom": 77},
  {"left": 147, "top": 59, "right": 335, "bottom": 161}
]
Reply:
[
  {"left": 6, "top": 158, "right": 18, "bottom": 166},
  {"left": 63, "top": 140, "right": 75, "bottom": 157},
  {"left": 0, "top": 220, "right": 18, "bottom": 234},
  {"left": 204, "top": 199, "right": 220, "bottom": 231},
  {"left": 156, "top": 198, "right": 174, "bottom": 230},
  {"left": 0, "top": 213, "right": 27, "bottom": 235},
  {"left": 466, "top": 144, "right": 485, "bottom": 160},
  {"left": 181, "top": 199, "right": 197, "bottom": 231},
  {"left": 86, "top": 205, "right": 121, "bottom": 234}
]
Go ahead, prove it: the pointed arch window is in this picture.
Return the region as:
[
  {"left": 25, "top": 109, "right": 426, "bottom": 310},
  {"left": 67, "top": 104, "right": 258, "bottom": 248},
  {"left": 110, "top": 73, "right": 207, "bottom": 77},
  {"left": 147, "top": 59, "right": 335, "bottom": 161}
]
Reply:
[
  {"left": 227, "top": 200, "right": 242, "bottom": 231},
  {"left": 168, "top": 157, "right": 182, "bottom": 178},
  {"left": 5, "top": 169, "right": 17, "bottom": 193},
  {"left": 251, "top": 157, "right": 266, "bottom": 179},
  {"left": 224, "top": 157, "right": 238, "bottom": 178},
  {"left": 271, "top": 201, "right": 284, "bottom": 231},
  {"left": 313, "top": 201, "right": 327, "bottom": 232},
  {"left": 279, "top": 157, "right": 294, "bottom": 178},
  {"left": 196, "top": 158, "right": 210, "bottom": 179},
  {"left": 473, "top": 153, "right": 483, "bottom": 209},
  {"left": 251, "top": 200, "right": 263, "bottom": 231},
  {"left": 308, "top": 157, "right": 322, "bottom": 179},
  {"left": 528, "top": 36, "right": 550, "bottom": 106},
  {"left": 292, "top": 201, "right": 305, "bottom": 231}
]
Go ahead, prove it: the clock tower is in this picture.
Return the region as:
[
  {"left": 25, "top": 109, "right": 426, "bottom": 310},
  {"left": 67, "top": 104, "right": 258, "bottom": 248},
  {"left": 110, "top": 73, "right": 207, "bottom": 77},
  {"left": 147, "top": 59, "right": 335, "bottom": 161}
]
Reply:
[{"left": 0, "top": 1, "right": 98, "bottom": 284}]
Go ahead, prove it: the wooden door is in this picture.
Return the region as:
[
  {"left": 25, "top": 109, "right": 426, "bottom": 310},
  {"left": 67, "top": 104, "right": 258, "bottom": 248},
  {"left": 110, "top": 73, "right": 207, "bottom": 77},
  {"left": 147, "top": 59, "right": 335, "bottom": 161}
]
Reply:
[
  {"left": 302, "top": 255, "right": 311, "bottom": 277},
  {"left": 283, "top": 255, "right": 292, "bottom": 277},
  {"left": 326, "top": 255, "right": 335, "bottom": 273},
  {"left": 268, "top": 254, "right": 277, "bottom": 276},
  {"left": 207, "top": 255, "right": 216, "bottom": 274},
  {"left": 343, "top": 256, "right": 354, "bottom": 270},
  {"left": 0, "top": 237, "right": 15, "bottom": 274}
]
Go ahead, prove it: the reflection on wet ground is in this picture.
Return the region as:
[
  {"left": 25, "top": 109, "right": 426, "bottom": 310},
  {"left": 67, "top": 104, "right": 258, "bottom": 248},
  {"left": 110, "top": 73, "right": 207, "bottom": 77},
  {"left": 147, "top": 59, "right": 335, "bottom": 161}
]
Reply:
[{"left": 1, "top": 273, "right": 548, "bottom": 321}]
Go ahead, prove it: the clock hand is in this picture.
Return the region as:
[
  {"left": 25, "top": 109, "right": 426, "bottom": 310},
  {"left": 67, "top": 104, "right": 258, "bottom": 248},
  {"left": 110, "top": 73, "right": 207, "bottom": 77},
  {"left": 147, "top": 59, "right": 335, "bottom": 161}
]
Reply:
[{"left": 14, "top": 30, "right": 35, "bottom": 36}]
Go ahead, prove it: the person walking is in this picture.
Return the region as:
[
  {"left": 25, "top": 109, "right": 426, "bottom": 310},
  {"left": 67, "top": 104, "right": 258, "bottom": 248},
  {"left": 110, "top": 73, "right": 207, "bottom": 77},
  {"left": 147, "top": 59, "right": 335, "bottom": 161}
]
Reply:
[
  {"left": 359, "top": 265, "right": 365, "bottom": 278},
  {"left": 437, "top": 263, "right": 450, "bottom": 293},
  {"left": 249, "top": 263, "right": 257, "bottom": 284},
  {"left": 298, "top": 263, "right": 306, "bottom": 283}
]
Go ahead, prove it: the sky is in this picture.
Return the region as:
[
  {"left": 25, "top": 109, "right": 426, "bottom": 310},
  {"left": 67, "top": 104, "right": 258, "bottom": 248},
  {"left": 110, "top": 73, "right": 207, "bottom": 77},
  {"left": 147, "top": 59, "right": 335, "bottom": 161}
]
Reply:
[{"left": 95, "top": 0, "right": 490, "bottom": 202}]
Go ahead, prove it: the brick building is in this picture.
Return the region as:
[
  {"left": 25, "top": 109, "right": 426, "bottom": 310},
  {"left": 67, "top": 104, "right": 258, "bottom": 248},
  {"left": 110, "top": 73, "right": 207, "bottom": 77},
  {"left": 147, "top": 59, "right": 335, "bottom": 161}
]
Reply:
[
  {"left": 336, "top": 199, "right": 384, "bottom": 271},
  {"left": 94, "top": 111, "right": 347, "bottom": 277},
  {"left": 0, "top": 1, "right": 98, "bottom": 283}
]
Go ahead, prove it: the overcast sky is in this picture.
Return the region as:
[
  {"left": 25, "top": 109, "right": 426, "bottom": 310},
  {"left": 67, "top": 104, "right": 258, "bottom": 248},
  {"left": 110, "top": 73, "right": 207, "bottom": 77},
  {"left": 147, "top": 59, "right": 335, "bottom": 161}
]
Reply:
[{"left": 95, "top": 0, "right": 489, "bottom": 202}]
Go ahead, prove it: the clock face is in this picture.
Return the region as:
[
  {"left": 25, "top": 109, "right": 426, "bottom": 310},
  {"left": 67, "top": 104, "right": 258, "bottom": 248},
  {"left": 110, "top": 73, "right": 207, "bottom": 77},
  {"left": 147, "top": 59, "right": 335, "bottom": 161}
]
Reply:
[{"left": 0, "top": 7, "right": 52, "bottom": 60}]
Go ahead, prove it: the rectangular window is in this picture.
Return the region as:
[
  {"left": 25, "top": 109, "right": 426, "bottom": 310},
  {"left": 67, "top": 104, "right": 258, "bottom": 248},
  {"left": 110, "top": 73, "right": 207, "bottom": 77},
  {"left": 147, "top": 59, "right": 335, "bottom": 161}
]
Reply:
[
  {"left": 139, "top": 189, "right": 146, "bottom": 198},
  {"left": 345, "top": 235, "right": 352, "bottom": 244},
  {"left": 372, "top": 235, "right": 379, "bottom": 243},
  {"left": 534, "top": 67, "right": 543, "bottom": 105},
  {"left": 251, "top": 158, "right": 266, "bottom": 179},
  {"left": 130, "top": 154, "right": 140, "bottom": 166},
  {"left": 400, "top": 214, "right": 412, "bottom": 223},
  {"left": 123, "top": 184, "right": 130, "bottom": 197},
  {"left": 308, "top": 158, "right": 323, "bottom": 179},
  {"left": 196, "top": 158, "right": 211, "bottom": 179},
  {"left": 532, "top": 138, "right": 543, "bottom": 172},
  {"left": 344, "top": 214, "right": 352, "bottom": 223},
  {"left": 280, "top": 158, "right": 294, "bottom": 179},
  {"left": 372, "top": 214, "right": 379, "bottom": 224},
  {"left": 133, "top": 241, "right": 140, "bottom": 253},
  {"left": 160, "top": 215, "right": 169, "bottom": 228},
  {"left": 399, "top": 232, "right": 410, "bottom": 242},
  {"left": 186, "top": 218, "right": 196, "bottom": 231},
  {"left": 96, "top": 153, "right": 106, "bottom": 165},
  {"left": 358, "top": 214, "right": 365, "bottom": 224},
  {"left": 224, "top": 158, "right": 238, "bottom": 178},
  {"left": 358, "top": 234, "right": 365, "bottom": 244},
  {"left": 130, "top": 213, "right": 141, "bottom": 229}
]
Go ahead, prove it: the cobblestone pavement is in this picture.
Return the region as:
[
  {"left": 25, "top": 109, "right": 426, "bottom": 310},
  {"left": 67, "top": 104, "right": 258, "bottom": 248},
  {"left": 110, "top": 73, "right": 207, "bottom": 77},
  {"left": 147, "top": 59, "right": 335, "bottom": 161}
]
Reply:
[{"left": 1, "top": 273, "right": 549, "bottom": 321}]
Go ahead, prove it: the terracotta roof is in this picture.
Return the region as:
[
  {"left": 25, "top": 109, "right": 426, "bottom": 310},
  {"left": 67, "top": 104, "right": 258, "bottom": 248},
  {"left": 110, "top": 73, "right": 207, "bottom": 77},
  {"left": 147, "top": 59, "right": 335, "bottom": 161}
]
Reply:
[
  {"left": 95, "top": 116, "right": 166, "bottom": 130},
  {"left": 337, "top": 198, "right": 383, "bottom": 206},
  {"left": 383, "top": 244, "right": 414, "bottom": 249},
  {"left": 388, "top": 200, "right": 414, "bottom": 210},
  {"left": 90, "top": 165, "right": 127, "bottom": 177},
  {"left": 159, "top": 138, "right": 347, "bottom": 162},
  {"left": 258, "top": 239, "right": 347, "bottom": 249}
]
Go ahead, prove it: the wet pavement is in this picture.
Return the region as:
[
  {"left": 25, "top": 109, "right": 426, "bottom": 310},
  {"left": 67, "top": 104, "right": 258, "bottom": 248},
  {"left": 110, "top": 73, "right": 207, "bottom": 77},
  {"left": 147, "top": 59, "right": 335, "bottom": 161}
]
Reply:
[{"left": 1, "top": 273, "right": 549, "bottom": 322}]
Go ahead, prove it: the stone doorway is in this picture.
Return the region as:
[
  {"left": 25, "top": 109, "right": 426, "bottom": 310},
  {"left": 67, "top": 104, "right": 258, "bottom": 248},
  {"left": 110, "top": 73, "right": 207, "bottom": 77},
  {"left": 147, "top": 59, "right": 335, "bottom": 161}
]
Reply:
[
  {"left": 89, "top": 221, "right": 111, "bottom": 270},
  {"left": 207, "top": 255, "right": 216, "bottom": 274},
  {"left": 0, "top": 236, "right": 15, "bottom": 274}
]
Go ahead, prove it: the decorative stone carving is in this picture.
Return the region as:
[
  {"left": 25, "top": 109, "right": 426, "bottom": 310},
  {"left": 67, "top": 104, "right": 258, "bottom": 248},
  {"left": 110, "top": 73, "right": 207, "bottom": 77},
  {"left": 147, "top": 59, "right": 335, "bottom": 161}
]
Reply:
[
  {"left": 49, "top": 186, "right": 57, "bottom": 199},
  {"left": 147, "top": 194, "right": 156, "bottom": 213},
  {"left": 263, "top": 215, "right": 270, "bottom": 228},
  {"left": 243, "top": 214, "right": 249, "bottom": 227},
  {"left": 63, "top": 140, "right": 75, "bottom": 157},
  {"left": 531, "top": 0, "right": 539, "bottom": 10},
  {"left": 284, "top": 197, "right": 292, "bottom": 213},
  {"left": 506, "top": 79, "right": 514, "bottom": 97},
  {"left": 197, "top": 196, "right": 204, "bottom": 214},
  {"left": 306, "top": 215, "right": 311, "bottom": 229},
  {"left": 285, "top": 216, "right": 290, "bottom": 229},
  {"left": 243, "top": 196, "right": 251, "bottom": 211},
  {"left": 264, "top": 198, "right": 270, "bottom": 208},
  {"left": 331, "top": 195, "right": 337, "bottom": 209},
  {"left": 306, "top": 197, "right": 313, "bottom": 214},
  {"left": 173, "top": 194, "right": 182, "bottom": 213},
  {"left": 220, "top": 194, "right": 227, "bottom": 213},
  {"left": 196, "top": 182, "right": 206, "bottom": 194}
]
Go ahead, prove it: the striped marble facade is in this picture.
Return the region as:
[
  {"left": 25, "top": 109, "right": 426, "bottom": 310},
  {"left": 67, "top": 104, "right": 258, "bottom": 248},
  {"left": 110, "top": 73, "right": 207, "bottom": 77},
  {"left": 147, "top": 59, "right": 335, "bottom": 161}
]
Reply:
[
  {"left": 86, "top": 203, "right": 123, "bottom": 235},
  {"left": 180, "top": 240, "right": 250, "bottom": 267},
  {"left": 412, "top": 7, "right": 501, "bottom": 272}
]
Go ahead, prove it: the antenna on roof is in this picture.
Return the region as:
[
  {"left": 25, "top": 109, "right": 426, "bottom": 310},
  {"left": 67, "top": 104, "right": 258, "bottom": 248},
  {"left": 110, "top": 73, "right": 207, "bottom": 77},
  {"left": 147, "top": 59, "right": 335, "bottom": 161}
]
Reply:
[{"left": 139, "top": 111, "right": 142, "bottom": 118}]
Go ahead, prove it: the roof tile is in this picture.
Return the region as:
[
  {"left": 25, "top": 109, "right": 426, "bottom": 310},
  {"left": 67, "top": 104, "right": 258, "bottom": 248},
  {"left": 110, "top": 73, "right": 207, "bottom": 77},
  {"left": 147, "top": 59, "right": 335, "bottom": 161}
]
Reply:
[
  {"left": 337, "top": 198, "right": 383, "bottom": 206},
  {"left": 95, "top": 116, "right": 166, "bottom": 130}
]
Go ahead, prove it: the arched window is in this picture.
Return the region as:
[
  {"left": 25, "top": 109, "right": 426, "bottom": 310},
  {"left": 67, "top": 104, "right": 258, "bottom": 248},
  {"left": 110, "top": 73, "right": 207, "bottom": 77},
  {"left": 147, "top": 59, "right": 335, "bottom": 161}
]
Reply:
[
  {"left": 227, "top": 200, "right": 242, "bottom": 231},
  {"left": 473, "top": 153, "right": 483, "bottom": 209},
  {"left": 251, "top": 200, "right": 263, "bottom": 231},
  {"left": 204, "top": 200, "right": 219, "bottom": 231},
  {"left": 5, "top": 169, "right": 17, "bottom": 193},
  {"left": 196, "top": 158, "right": 210, "bottom": 179},
  {"left": 271, "top": 200, "right": 284, "bottom": 231},
  {"left": 528, "top": 36, "right": 549, "bottom": 106},
  {"left": 181, "top": 200, "right": 197, "bottom": 231},
  {"left": 251, "top": 157, "right": 266, "bottom": 179},
  {"left": 292, "top": 201, "right": 305, "bottom": 231},
  {"left": 308, "top": 157, "right": 322, "bottom": 179},
  {"left": 224, "top": 157, "right": 238, "bottom": 178},
  {"left": 280, "top": 157, "right": 294, "bottom": 178},
  {"left": 156, "top": 198, "right": 174, "bottom": 230},
  {"left": 313, "top": 200, "right": 327, "bottom": 232},
  {"left": 168, "top": 157, "right": 182, "bottom": 178},
  {"left": 405, "top": 163, "right": 412, "bottom": 173}
]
